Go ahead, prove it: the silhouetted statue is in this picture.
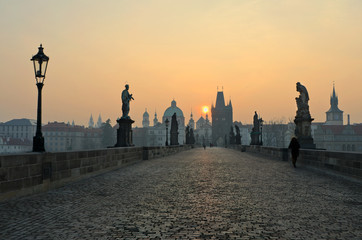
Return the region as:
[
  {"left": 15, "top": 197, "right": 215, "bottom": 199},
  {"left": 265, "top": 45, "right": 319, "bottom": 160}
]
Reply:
[
  {"left": 190, "top": 128, "right": 195, "bottom": 144},
  {"left": 115, "top": 84, "right": 135, "bottom": 147},
  {"left": 251, "top": 111, "right": 261, "bottom": 145},
  {"left": 295, "top": 82, "right": 311, "bottom": 119},
  {"left": 121, "top": 84, "right": 134, "bottom": 119},
  {"left": 253, "top": 111, "right": 260, "bottom": 133},
  {"left": 229, "top": 126, "right": 235, "bottom": 144},
  {"left": 235, "top": 125, "right": 241, "bottom": 145},
  {"left": 294, "top": 82, "right": 315, "bottom": 149},
  {"left": 170, "top": 113, "right": 179, "bottom": 145},
  {"left": 185, "top": 126, "right": 190, "bottom": 144}
]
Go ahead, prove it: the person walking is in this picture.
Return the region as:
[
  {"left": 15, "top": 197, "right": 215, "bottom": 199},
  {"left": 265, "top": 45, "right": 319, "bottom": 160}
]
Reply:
[{"left": 288, "top": 137, "right": 300, "bottom": 168}]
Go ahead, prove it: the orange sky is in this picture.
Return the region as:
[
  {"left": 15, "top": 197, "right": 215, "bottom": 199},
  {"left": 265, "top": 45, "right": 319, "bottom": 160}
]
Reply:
[{"left": 1, "top": 1, "right": 361, "bottom": 127}]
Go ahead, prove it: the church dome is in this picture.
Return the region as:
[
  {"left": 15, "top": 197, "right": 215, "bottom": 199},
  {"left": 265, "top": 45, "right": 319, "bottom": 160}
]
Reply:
[
  {"left": 143, "top": 110, "right": 149, "bottom": 117},
  {"left": 163, "top": 100, "right": 184, "bottom": 118}
]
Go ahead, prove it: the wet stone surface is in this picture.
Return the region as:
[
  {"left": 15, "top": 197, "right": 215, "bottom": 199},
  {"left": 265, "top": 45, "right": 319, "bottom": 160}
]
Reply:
[{"left": 0, "top": 148, "right": 361, "bottom": 239}]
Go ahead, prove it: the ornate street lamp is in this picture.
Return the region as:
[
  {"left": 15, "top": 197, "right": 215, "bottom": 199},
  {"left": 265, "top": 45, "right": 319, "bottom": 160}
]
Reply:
[
  {"left": 165, "top": 118, "right": 169, "bottom": 146},
  {"left": 31, "top": 44, "right": 49, "bottom": 152}
]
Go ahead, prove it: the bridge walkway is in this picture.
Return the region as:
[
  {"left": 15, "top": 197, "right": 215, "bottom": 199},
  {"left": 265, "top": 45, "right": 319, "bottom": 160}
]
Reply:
[{"left": 1, "top": 148, "right": 361, "bottom": 239}]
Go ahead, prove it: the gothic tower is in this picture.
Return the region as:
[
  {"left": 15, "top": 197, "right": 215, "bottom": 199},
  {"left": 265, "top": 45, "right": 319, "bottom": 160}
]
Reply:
[
  {"left": 325, "top": 83, "right": 343, "bottom": 125},
  {"left": 211, "top": 90, "right": 233, "bottom": 146}
]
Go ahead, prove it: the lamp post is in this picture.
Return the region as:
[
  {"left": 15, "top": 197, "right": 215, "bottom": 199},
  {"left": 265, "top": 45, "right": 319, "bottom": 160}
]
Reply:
[
  {"left": 259, "top": 117, "right": 264, "bottom": 146},
  {"left": 31, "top": 44, "right": 49, "bottom": 152},
  {"left": 165, "top": 118, "right": 169, "bottom": 146}
]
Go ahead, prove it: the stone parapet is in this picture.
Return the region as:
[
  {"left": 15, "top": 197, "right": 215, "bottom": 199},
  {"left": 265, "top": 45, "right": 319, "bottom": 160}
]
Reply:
[
  {"left": 229, "top": 145, "right": 362, "bottom": 180},
  {"left": 0, "top": 145, "right": 192, "bottom": 202}
]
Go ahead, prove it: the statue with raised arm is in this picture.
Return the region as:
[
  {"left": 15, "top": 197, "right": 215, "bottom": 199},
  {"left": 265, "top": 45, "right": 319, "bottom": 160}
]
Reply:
[{"left": 121, "top": 84, "right": 134, "bottom": 119}]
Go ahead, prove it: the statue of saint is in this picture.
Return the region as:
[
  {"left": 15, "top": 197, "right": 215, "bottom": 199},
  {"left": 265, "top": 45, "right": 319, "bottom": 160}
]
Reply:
[
  {"left": 295, "top": 82, "right": 311, "bottom": 119},
  {"left": 253, "top": 111, "right": 260, "bottom": 132},
  {"left": 121, "top": 84, "right": 134, "bottom": 119},
  {"left": 235, "top": 125, "right": 240, "bottom": 135},
  {"left": 296, "top": 82, "right": 309, "bottom": 108}
]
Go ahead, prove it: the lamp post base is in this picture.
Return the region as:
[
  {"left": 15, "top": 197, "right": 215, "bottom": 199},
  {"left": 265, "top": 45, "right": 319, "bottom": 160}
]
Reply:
[{"left": 33, "top": 135, "right": 45, "bottom": 152}]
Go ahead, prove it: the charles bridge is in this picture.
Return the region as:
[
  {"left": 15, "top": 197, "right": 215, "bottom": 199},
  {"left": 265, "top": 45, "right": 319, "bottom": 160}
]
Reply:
[{"left": 0, "top": 146, "right": 361, "bottom": 239}]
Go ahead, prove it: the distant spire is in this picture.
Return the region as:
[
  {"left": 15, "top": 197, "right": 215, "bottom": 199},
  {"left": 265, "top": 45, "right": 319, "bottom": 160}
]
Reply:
[
  {"left": 153, "top": 110, "right": 158, "bottom": 126},
  {"left": 96, "top": 114, "right": 102, "bottom": 128},
  {"left": 89, "top": 114, "right": 94, "bottom": 128}
]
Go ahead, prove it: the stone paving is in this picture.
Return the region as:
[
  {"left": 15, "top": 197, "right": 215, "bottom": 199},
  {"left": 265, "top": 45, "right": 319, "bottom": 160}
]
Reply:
[{"left": 0, "top": 148, "right": 361, "bottom": 239}]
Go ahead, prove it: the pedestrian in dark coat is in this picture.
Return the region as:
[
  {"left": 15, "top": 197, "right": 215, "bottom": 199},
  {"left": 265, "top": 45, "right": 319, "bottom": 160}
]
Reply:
[{"left": 288, "top": 137, "right": 300, "bottom": 168}]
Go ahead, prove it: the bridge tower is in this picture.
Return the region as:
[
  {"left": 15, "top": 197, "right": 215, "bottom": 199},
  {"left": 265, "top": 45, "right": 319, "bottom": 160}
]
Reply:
[{"left": 211, "top": 90, "right": 233, "bottom": 146}]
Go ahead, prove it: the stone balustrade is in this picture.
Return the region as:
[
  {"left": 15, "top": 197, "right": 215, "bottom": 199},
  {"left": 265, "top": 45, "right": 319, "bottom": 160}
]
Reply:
[
  {"left": 0, "top": 145, "right": 192, "bottom": 202},
  {"left": 229, "top": 145, "right": 361, "bottom": 180}
]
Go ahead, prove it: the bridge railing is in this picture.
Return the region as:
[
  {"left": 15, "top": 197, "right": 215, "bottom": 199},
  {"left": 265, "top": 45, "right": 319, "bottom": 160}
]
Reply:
[
  {"left": 0, "top": 145, "right": 192, "bottom": 202},
  {"left": 229, "top": 145, "right": 361, "bottom": 180}
]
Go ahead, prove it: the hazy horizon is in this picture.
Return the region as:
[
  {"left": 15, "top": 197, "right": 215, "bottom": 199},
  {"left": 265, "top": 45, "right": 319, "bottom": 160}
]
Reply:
[{"left": 1, "top": 1, "right": 361, "bottom": 127}]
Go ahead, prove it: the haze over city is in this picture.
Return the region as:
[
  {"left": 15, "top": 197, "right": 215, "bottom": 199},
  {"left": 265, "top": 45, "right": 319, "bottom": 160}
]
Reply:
[{"left": 1, "top": 0, "right": 361, "bottom": 127}]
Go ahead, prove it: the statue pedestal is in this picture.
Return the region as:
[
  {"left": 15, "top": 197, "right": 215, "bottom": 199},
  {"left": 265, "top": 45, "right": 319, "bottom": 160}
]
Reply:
[
  {"left": 170, "top": 131, "right": 179, "bottom": 145},
  {"left": 294, "top": 117, "right": 316, "bottom": 149},
  {"left": 115, "top": 118, "right": 134, "bottom": 147},
  {"left": 235, "top": 134, "right": 241, "bottom": 145},
  {"left": 250, "top": 132, "right": 261, "bottom": 145}
]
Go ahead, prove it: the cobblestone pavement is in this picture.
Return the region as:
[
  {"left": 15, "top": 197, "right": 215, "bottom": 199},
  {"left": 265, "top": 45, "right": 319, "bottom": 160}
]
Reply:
[{"left": 1, "top": 148, "right": 361, "bottom": 240}]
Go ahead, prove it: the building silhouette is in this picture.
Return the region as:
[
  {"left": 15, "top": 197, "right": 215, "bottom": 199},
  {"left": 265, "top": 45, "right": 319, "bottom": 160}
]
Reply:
[
  {"left": 194, "top": 114, "right": 212, "bottom": 145},
  {"left": 133, "top": 100, "right": 185, "bottom": 146},
  {"left": 211, "top": 90, "right": 233, "bottom": 146},
  {"left": 163, "top": 100, "right": 185, "bottom": 145},
  {"left": 313, "top": 84, "right": 362, "bottom": 152}
]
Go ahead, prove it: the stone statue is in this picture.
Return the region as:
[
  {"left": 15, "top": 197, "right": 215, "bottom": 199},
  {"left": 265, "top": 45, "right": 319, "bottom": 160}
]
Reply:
[
  {"left": 235, "top": 125, "right": 241, "bottom": 145},
  {"left": 296, "top": 82, "right": 309, "bottom": 104},
  {"left": 185, "top": 126, "right": 190, "bottom": 144},
  {"left": 294, "top": 82, "right": 315, "bottom": 149},
  {"left": 121, "top": 84, "right": 134, "bottom": 119},
  {"left": 251, "top": 111, "right": 261, "bottom": 145},
  {"left": 170, "top": 113, "right": 179, "bottom": 145},
  {"left": 190, "top": 128, "right": 195, "bottom": 144},
  {"left": 295, "top": 82, "right": 311, "bottom": 119},
  {"left": 252, "top": 111, "right": 260, "bottom": 133},
  {"left": 229, "top": 126, "right": 235, "bottom": 144}
]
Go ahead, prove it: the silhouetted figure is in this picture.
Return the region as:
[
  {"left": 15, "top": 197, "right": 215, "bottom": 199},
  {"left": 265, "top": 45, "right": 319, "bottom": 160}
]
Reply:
[{"left": 288, "top": 137, "right": 300, "bottom": 168}]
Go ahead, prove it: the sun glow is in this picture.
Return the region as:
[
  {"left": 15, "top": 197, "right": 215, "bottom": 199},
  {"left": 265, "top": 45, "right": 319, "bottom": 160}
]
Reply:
[{"left": 203, "top": 106, "right": 209, "bottom": 114}]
